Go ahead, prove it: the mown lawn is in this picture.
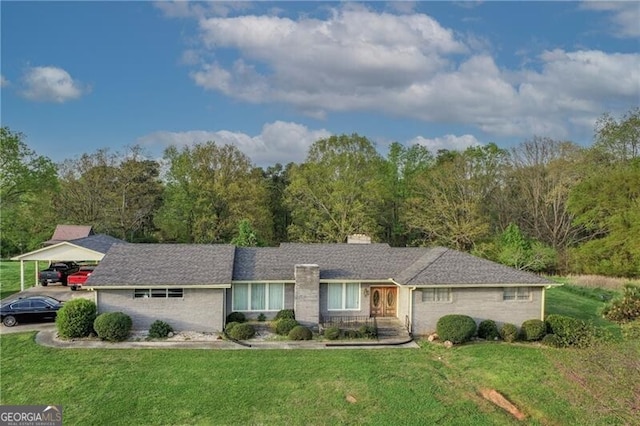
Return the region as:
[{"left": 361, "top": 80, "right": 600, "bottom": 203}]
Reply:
[{"left": 0, "top": 260, "right": 38, "bottom": 299}]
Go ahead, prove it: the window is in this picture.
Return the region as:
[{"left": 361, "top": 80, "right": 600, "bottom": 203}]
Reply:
[
  {"left": 134, "top": 288, "right": 183, "bottom": 299},
  {"left": 503, "top": 287, "right": 531, "bottom": 301},
  {"left": 422, "top": 288, "right": 451, "bottom": 302},
  {"left": 232, "top": 283, "right": 284, "bottom": 311},
  {"left": 327, "top": 283, "right": 360, "bottom": 310}
]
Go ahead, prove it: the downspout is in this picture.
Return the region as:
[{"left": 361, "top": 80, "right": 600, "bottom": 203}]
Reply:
[
  {"left": 540, "top": 286, "right": 547, "bottom": 321},
  {"left": 409, "top": 286, "right": 416, "bottom": 335}
]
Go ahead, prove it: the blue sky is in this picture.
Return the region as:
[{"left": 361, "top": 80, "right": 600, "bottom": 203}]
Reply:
[{"left": 2, "top": 1, "right": 639, "bottom": 166}]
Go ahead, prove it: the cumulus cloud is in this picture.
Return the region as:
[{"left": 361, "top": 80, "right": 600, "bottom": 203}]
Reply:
[
  {"left": 408, "top": 134, "right": 481, "bottom": 153},
  {"left": 137, "top": 121, "right": 332, "bottom": 166},
  {"left": 581, "top": 1, "right": 640, "bottom": 38},
  {"left": 21, "top": 66, "right": 88, "bottom": 103},
  {"left": 161, "top": 3, "right": 640, "bottom": 141}
]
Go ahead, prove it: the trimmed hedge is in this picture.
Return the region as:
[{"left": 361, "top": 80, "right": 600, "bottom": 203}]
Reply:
[
  {"left": 602, "top": 284, "right": 640, "bottom": 324},
  {"left": 225, "top": 322, "right": 240, "bottom": 334},
  {"left": 324, "top": 326, "right": 341, "bottom": 340},
  {"left": 520, "top": 319, "right": 546, "bottom": 341},
  {"left": 436, "top": 314, "right": 477, "bottom": 344},
  {"left": 227, "top": 323, "right": 255, "bottom": 340},
  {"left": 149, "top": 320, "right": 173, "bottom": 339},
  {"left": 477, "top": 319, "right": 499, "bottom": 340},
  {"left": 226, "top": 312, "right": 246, "bottom": 323},
  {"left": 56, "top": 298, "right": 97, "bottom": 339},
  {"left": 93, "top": 312, "right": 132, "bottom": 342},
  {"left": 275, "top": 318, "right": 299, "bottom": 336},
  {"left": 288, "top": 325, "right": 313, "bottom": 340},
  {"left": 358, "top": 325, "right": 377, "bottom": 339},
  {"left": 500, "top": 323, "right": 519, "bottom": 343},
  {"left": 541, "top": 333, "right": 562, "bottom": 348},
  {"left": 274, "top": 309, "right": 295, "bottom": 320},
  {"left": 545, "top": 314, "right": 599, "bottom": 348}
]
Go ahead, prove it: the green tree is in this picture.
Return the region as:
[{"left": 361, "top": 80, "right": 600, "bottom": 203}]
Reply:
[
  {"left": 0, "top": 127, "right": 59, "bottom": 256},
  {"left": 155, "top": 142, "right": 272, "bottom": 244},
  {"left": 594, "top": 108, "right": 639, "bottom": 162},
  {"left": 231, "top": 219, "right": 264, "bottom": 247},
  {"left": 285, "top": 134, "right": 387, "bottom": 243},
  {"left": 494, "top": 223, "right": 556, "bottom": 272},
  {"left": 262, "top": 163, "right": 293, "bottom": 242}
]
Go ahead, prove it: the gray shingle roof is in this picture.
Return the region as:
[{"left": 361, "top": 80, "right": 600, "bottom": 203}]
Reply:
[
  {"left": 87, "top": 244, "right": 235, "bottom": 286},
  {"left": 70, "top": 234, "right": 125, "bottom": 254}
]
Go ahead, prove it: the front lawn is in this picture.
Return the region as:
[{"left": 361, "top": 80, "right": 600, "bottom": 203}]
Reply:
[
  {"left": 1, "top": 332, "right": 638, "bottom": 425},
  {"left": 0, "top": 260, "right": 37, "bottom": 299}
]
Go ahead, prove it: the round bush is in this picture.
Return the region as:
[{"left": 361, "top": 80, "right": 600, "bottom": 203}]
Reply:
[
  {"left": 621, "top": 320, "right": 640, "bottom": 341},
  {"left": 288, "top": 325, "right": 313, "bottom": 341},
  {"left": 275, "top": 318, "right": 299, "bottom": 335},
  {"left": 274, "top": 309, "right": 295, "bottom": 320},
  {"left": 546, "top": 314, "right": 598, "bottom": 348},
  {"left": 477, "top": 319, "right": 499, "bottom": 340},
  {"left": 226, "top": 312, "right": 246, "bottom": 323},
  {"left": 228, "top": 323, "right": 255, "bottom": 340},
  {"left": 56, "top": 298, "right": 97, "bottom": 338},
  {"left": 541, "top": 333, "right": 562, "bottom": 348},
  {"left": 93, "top": 312, "right": 132, "bottom": 342},
  {"left": 324, "top": 326, "right": 341, "bottom": 340},
  {"left": 358, "top": 325, "right": 377, "bottom": 339},
  {"left": 225, "top": 322, "right": 240, "bottom": 333},
  {"left": 149, "top": 320, "right": 173, "bottom": 339},
  {"left": 520, "top": 319, "right": 546, "bottom": 341},
  {"left": 436, "top": 314, "right": 477, "bottom": 344},
  {"left": 500, "top": 323, "right": 519, "bottom": 343}
]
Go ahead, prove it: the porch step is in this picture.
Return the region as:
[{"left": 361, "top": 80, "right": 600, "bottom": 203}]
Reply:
[{"left": 374, "top": 318, "right": 411, "bottom": 339}]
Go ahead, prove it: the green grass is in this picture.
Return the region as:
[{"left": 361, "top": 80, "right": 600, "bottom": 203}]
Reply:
[
  {"left": 2, "top": 333, "right": 638, "bottom": 425},
  {"left": 0, "top": 260, "right": 38, "bottom": 299}
]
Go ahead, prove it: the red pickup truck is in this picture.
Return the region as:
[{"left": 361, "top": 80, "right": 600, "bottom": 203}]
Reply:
[{"left": 68, "top": 267, "right": 95, "bottom": 291}]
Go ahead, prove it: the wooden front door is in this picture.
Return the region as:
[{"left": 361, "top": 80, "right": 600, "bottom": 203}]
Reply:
[{"left": 370, "top": 287, "right": 397, "bottom": 317}]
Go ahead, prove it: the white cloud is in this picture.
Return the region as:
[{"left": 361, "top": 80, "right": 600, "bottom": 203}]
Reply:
[
  {"left": 137, "top": 121, "right": 332, "bottom": 166},
  {"left": 408, "top": 134, "right": 481, "bottom": 153},
  {"left": 581, "top": 1, "right": 640, "bottom": 38},
  {"left": 0, "top": 75, "right": 8, "bottom": 87},
  {"left": 21, "top": 66, "right": 88, "bottom": 103},
  {"left": 163, "top": 4, "right": 639, "bottom": 141}
]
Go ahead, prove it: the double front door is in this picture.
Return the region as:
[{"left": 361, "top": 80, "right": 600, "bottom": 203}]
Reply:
[{"left": 370, "top": 287, "right": 397, "bottom": 317}]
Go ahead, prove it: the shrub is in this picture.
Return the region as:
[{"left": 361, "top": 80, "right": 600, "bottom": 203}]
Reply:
[
  {"left": 436, "top": 314, "right": 477, "bottom": 344},
  {"left": 324, "top": 326, "right": 341, "bottom": 340},
  {"left": 520, "top": 319, "right": 546, "bottom": 341},
  {"left": 227, "top": 323, "right": 255, "bottom": 340},
  {"left": 257, "top": 313, "right": 266, "bottom": 322},
  {"left": 148, "top": 320, "right": 173, "bottom": 339},
  {"left": 225, "top": 322, "right": 240, "bottom": 333},
  {"left": 477, "top": 319, "right": 499, "bottom": 340},
  {"left": 274, "top": 309, "right": 295, "bottom": 320},
  {"left": 93, "top": 312, "right": 132, "bottom": 342},
  {"left": 358, "top": 325, "right": 377, "bottom": 339},
  {"left": 621, "top": 320, "right": 640, "bottom": 341},
  {"left": 344, "top": 329, "right": 361, "bottom": 339},
  {"left": 226, "top": 312, "right": 246, "bottom": 323},
  {"left": 275, "top": 318, "right": 299, "bottom": 335},
  {"left": 288, "top": 325, "right": 313, "bottom": 341},
  {"left": 500, "top": 323, "right": 519, "bottom": 343},
  {"left": 56, "top": 298, "right": 97, "bottom": 339},
  {"left": 546, "top": 314, "right": 599, "bottom": 348},
  {"left": 602, "top": 284, "right": 640, "bottom": 324},
  {"left": 541, "top": 333, "right": 562, "bottom": 348}
]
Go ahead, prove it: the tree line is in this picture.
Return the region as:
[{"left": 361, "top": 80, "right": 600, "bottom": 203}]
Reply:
[{"left": 1, "top": 108, "right": 638, "bottom": 277}]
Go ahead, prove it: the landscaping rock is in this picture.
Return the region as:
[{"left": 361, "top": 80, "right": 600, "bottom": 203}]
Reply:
[
  {"left": 443, "top": 340, "right": 453, "bottom": 348},
  {"left": 346, "top": 395, "right": 357, "bottom": 404},
  {"left": 427, "top": 333, "right": 439, "bottom": 342}
]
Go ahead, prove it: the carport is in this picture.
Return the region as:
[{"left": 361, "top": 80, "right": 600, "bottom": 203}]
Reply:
[{"left": 10, "top": 235, "right": 125, "bottom": 291}]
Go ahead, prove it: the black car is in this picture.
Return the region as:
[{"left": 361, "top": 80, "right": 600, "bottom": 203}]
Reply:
[{"left": 0, "top": 295, "right": 64, "bottom": 327}]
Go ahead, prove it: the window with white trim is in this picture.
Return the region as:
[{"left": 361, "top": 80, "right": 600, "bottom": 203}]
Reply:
[
  {"left": 232, "top": 283, "right": 284, "bottom": 311},
  {"left": 503, "top": 287, "right": 531, "bottom": 301},
  {"left": 134, "top": 288, "right": 183, "bottom": 298},
  {"left": 327, "top": 282, "right": 360, "bottom": 310},
  {"left": 422, "top": 288, "right": 451, "bottom": 302}
]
